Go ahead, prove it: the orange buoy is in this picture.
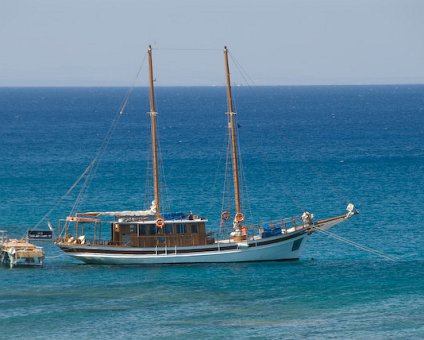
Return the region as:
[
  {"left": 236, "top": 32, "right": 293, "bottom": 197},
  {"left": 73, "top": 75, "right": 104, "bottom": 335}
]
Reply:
[
  {"left": 155, "top": 218, "right": 165, "bottom": 228},
  {"left": 235, "top": 212, "right": 245, "bottom": 222}
]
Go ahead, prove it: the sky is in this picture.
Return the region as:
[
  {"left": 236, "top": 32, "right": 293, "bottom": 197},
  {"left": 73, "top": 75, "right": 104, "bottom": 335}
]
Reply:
[{"left": 1, "top": 0, "right": 423, "bottom": 86}]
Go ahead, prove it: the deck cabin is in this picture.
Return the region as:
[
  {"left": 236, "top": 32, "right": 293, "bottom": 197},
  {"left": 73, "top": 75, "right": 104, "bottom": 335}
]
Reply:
[{"left": 59, "top": 212, "right": 212, "bottom": 248}]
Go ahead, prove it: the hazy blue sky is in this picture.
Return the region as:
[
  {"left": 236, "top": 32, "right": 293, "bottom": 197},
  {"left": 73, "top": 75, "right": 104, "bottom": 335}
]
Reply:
[{"left": 1, "top": 0, "right": 423, "bottom": 86}]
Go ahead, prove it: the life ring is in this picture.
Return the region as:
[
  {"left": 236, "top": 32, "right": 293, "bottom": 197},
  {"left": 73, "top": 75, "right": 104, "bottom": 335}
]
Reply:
[
  {"left": 221, "top": 211, "right": 231, "bottom": 221},
  {"left": 155, "top": 218, "right": 165, "bottom": 228},
  {"left": 235, "top": 212, "right": 245, "bottom": 222}
]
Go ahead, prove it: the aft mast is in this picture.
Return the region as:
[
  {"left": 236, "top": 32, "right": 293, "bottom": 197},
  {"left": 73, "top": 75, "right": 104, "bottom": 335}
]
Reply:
[
  {"left": 223, "top": 46, "right": 244, "bottom": 228},
  {"left": 147, "top": 45, "right": 162, "bottom": 222}
]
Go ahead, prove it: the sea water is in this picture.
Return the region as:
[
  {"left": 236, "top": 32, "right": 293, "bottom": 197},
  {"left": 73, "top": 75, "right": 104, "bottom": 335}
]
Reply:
[{"left": 0, "top": 86, "right": 423, "bottom": 339}]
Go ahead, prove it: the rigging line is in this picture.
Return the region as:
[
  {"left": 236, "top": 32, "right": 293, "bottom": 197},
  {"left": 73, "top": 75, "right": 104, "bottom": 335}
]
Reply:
[
  {"left": 119, "top": 53, "right": 148, "bottom": 114},
  {"left": 153, "top": 47, "right": 221, "bottom": 51},
  {"left": 315, "top": 227, "right": 398, "bottom": 262},
  {"left": 30, "top": 80, "right": 131, "bottom": 231},
  {"left": 67, "top": 53, "right": 149, "bottom": 216},
  {"left": 220, "top": 131, "right": 232, "bottom": 220},
  {"left": 151, "top": 99, "right": 170, "bottom": 214},
  {"left": 225, "top": 121, "right": 236, "bottom": 201},
  {"left": 221, "top": 132, "right": 234, "bottom": 235},
  {"left": 44, "top": 253, "right": 66, "bottom": 259},
  {"left": 206, "top": 125, "right": 227, "bottom": 218},
  {"left": 231, "top": 93, "right": 254, "bottom": 220},
  {"left": 274, "top": 125, "right": 354, "bottom": 206},
  {"left": 304, "top": 158, "right": 354, "bottom": 205},
  {"left": 69, "top": 111, "right": 121, "bottom": 214},
  {"left": 143, "top": 132, "right": 153, "bottom": 202},
  {"left": 157, "top": 133, "right": 170, "bottom": 214},
  {"left": 221, "top": 130, "right": 231, "bottom": 212},
  {"left": 143, "top": 159, "right": 153, "bottom": 208},
  {"left": 31, "top": 159, "right": 97, "bottom": 230},
  {"left": 70, "top": 155, "right": 101, "bottom": 215},
  {"left": 235, "top": 120, "right": 252, "bottom": 220},
  {"left": 228, "top": 70, "right": 306, "bottom": 212},
  {"left": 228, "top": 53, "right": 340, "bottom": 210},
  {"left": 228, "top": 52, "right": 336, "bottom": 212},
  {"left": 228, "top": 52, "right": 256, "bottom": 87}
]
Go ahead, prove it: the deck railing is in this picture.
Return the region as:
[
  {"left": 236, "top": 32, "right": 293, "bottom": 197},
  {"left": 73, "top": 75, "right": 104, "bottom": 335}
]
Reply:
[
  {"left": 217, "top": 215, "right": 307, "bottom": 239},
  {"left": 0, "top": 230, "right": 8, "bottom": 245},
  {"left": 57, "top": 215, "right": 309, "bottom": 247},
  {"left": 58, "top": 233, "right": 215, "bottom": 248}
]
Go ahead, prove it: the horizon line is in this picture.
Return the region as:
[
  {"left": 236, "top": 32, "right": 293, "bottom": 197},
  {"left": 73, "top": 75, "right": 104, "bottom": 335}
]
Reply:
[{"left": 1, "top": 83, "right": 424, "bottom": 89}]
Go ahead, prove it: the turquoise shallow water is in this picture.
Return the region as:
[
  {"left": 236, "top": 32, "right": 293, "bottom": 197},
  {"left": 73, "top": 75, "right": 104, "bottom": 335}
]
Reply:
[{"left": 0, "top": 86, "right": 423, "bottom": 338}]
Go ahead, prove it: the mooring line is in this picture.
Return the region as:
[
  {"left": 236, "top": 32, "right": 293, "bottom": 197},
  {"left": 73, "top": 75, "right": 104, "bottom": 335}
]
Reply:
[
  {"left": 314, "top": 227, "right": 398, "bottom": 261},
  {"left": 44, "top": 253, "right": 66, "bottom": 259}
]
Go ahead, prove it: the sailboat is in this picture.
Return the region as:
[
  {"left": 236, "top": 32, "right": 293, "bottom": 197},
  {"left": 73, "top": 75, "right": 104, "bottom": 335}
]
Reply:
[{"left": 55, "top": 46, "right": 357, "bottom": 264}]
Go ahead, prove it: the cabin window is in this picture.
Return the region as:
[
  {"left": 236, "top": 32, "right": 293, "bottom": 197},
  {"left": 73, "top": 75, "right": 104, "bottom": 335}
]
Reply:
[
  {"left": 148, "top": 225, "right": 156, "bottom": 235},
  {"left": 139, "top": 225, "right": 146, "bottom": 235},
  {"left": 122, "top": 234, "right": 130, "bottom": 245},
  {"left": 191, "top": 224, "right": 198, "bottom": 233},
  {"left": 164, "top": 224, "right": 173, "bottom": 234},
  {"left": 130, "top": 225, "right": 136, "bottom": 233},
  {"left": 176, "top": 224, "right": 186, "bottom": 234}
]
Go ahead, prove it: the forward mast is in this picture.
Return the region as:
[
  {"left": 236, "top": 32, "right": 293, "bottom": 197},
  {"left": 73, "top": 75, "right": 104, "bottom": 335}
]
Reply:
[{"left": 147, "top": 46, "right": 161, "bottom": 222}]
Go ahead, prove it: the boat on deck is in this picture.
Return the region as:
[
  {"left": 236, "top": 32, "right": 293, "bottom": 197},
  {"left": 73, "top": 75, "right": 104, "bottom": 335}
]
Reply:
[
  {"left": 55, "top": 46, "right": 357, "bottom": 265},
  {"left": 0, "top": 230, "right": 45, "bottom": 268}
]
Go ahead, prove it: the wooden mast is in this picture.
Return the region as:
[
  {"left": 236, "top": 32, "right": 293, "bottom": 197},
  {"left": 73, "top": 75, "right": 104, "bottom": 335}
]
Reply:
[
  {"left": 224, "top": 46, "right": 242, "bottom": 217},
  {"left": 147, "top": 45, "right": 161, "bottom": 219}
]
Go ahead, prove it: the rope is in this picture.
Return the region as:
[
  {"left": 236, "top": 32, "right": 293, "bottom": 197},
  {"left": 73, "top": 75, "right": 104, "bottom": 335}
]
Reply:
[
  {"left": 69, "top": 53, "right": 148, "bottom": 216},
  {"left": 30, "top": 159, "right": 96, "bottom": 232},
  {"left": 69, "top": 99, "right": 123, "bottom": 215},
  {"left": 219, "top": 127, "right": 234, "bottom": 235},
  {"left": 314, "top": 227, "right": 398, "bottom": 262},
  {"left": 206, "top": 124, "right": 227, "bottom": 219},
  {"left": 27, "top": 53, "right": 148, "bottom": 236},
  {"left": 302, "top": 157, "right": 355, "bottom": 207},
  {"left": 229, "top": 52, "right": 256, "bottom": 87},
  {"left": 44, "top": 253, "right": 66, "bottom": 259},
  {"left": 226, "top": 48, "right": 358, "bottom": 211},
  {"left": 226, "top": 50, "right": 307, "bottom": 212},
  {"left": 234, "top": 115, "right": 253, "bottom": 221},
  {"left": 153, "top": 47, "right": 221, "bottom": 51}
]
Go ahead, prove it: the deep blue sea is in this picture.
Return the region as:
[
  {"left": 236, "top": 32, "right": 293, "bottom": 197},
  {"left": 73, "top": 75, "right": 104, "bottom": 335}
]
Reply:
[{"left": 0, "top": 86, "right": 423, "bottom": 339}]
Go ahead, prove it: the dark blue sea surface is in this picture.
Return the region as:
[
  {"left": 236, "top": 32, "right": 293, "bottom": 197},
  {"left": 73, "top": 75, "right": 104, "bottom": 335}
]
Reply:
[{"left": 0, "top": 86, "right": 423, "bottom": 338}]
